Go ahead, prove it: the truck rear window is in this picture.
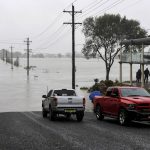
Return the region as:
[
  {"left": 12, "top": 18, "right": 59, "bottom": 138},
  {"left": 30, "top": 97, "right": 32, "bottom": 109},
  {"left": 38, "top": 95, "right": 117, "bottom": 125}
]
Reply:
[{"left": 53, "top": 90, "right": 76, "bottom": 96}]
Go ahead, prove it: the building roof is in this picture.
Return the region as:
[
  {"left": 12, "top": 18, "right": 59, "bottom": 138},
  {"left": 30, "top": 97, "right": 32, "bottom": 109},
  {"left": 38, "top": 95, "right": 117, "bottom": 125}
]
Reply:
[{"left": 121, "top": 37, "right": 150, "bottom": 45}]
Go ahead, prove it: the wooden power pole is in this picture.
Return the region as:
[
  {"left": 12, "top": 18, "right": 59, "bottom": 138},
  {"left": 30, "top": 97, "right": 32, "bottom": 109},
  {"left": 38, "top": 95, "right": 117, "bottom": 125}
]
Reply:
[
  {"left": 6, "top": 50, "right": 7, "bottom": 64},
  {"left": 10, "top": 46, "right": 14, "bottom": 69},
  {"left": 63, "top": 5, "right": 82, "bottom": 89},
  {"left": 24, "top": 37, "right": 32, "bottom": 76}
]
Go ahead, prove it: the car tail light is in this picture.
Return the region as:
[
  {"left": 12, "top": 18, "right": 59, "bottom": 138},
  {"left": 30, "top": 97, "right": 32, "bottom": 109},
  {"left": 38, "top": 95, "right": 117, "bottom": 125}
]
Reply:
[
  {"left": 83, "top": 98, "right": 86, "bottom": 107},
  {"left": 53, "top": 97, "right": 57, "bottom": 106}
]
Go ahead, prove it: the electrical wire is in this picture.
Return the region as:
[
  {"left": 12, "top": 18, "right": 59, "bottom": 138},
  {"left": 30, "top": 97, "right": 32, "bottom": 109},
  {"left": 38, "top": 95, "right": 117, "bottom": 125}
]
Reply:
[
  {"left": 94, "top": 0, "right": 125, "bottom": 16},
  {"left": 77, "top": 0, "right": 110, "bottom": 20},
  {"left": 31, "top": 0, "right": 78, "bottom": 40},
  {"left": 35, "top": 27, "right": 71, "bottom": 50},
  {"left": 0, "top": 42, "right": 23, "bottom": 45},
  {"left": 119, "top": 0, "right": 143, "bottom": 12},
  {"left": 33, "top": 25, "right": 65, "bottom": 47}
]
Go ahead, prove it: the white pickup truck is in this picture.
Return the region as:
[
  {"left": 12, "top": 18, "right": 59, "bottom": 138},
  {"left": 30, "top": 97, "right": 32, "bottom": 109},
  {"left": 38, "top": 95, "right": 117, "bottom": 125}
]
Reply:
[{"left": 42, "top": 89, "right": 86, "bottom": 121}]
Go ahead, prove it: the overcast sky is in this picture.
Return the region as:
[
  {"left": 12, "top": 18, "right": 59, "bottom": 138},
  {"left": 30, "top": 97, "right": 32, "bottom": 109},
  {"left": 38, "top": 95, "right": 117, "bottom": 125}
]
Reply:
[{"left": 0, "top": 0, "right": 150, "bottom": 54}]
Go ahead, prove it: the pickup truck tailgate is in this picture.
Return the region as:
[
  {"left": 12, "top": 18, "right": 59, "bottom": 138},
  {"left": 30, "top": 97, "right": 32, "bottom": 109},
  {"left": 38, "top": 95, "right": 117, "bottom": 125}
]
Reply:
[{"left": 56, "top": 96, "right": 84, "bottom": 108}]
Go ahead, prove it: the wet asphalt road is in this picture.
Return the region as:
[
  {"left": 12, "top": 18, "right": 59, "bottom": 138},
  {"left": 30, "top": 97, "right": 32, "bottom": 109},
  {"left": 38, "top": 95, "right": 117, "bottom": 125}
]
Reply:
[{"left": 0, "top": 111, "right": 150, "bottom": 150}]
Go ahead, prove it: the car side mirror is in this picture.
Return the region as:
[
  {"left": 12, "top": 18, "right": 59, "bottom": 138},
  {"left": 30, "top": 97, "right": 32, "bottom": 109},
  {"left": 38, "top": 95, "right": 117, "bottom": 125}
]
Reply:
[{"left": 42, "top": 95, "right": 47, "bottom": 98}]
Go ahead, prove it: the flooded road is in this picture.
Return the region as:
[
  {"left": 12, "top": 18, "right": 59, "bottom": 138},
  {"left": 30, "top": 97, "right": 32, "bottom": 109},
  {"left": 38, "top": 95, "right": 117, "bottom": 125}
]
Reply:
[
  {"left": 0, "top": 57, "right": 141, "bottom": 112},
  {"left": 0, "top": 59, "right": 93, "bottom": 112}
]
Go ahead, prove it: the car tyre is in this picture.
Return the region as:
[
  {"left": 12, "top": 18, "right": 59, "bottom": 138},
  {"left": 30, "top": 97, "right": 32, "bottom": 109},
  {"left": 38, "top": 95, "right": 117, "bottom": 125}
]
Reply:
[
  {"left": 42, "top": 107, "right": 47, "bottom": 118},
  {"left": 119, "top": 109, "right": 130, "bottom": 126},
  {"left": 95, "top": 105, "right": 104, "bottom": 120},
  {"left": 66, "top": 114, "right": 71, "bottom": 120},
  {"left": 76, "top": 112, "right": 84, "bottom": 122},
  {"left": 49, "top": 107, "right": 56, "bottom": 121}
]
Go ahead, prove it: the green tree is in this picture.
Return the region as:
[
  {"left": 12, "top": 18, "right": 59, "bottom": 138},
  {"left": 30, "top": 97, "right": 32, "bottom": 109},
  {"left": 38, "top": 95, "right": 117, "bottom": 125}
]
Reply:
[{"left": 82, "top": 14, "right": 147, "bottom": 80}]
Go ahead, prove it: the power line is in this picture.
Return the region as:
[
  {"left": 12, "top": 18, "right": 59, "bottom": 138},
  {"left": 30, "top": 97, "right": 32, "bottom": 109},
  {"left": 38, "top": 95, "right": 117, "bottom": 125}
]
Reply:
[
  {"left": 94, "top": 0, "right": 125, "bottom": 16},
  {"left": 0, "top": 42, "right": 23, "bottom": 45},
  {"left": 77, "top": 0, "right": 110, "bottom": 20},
  {"left": 81, "top": 0, "right": 104, "bottom": 15},
  {"left": 80, "top": 0, "right": 99, "bottom": 10},
  {"left": 35, "top": 27, "right": 71, "bottom": 50},
  {"left": 119, "top": 0, "right": 143, "bottom": 12},
  {"left": 31, "top": 0, "right": 78, "bottom": 39},
  {"left": 33, "top": 25, "right": 66, "bottom": 48},
  {"left": 64, "top": 0, "right": 78, "bottom": 10},
  {"left": 31, "top": 13, "right": 63, "bottom": 39}
]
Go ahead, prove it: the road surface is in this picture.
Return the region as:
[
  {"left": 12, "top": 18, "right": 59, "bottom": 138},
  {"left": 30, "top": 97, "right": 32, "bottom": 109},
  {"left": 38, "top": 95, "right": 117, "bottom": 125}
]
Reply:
[{"left": 0, "top": 111, "right": 150, "bottom": 150}]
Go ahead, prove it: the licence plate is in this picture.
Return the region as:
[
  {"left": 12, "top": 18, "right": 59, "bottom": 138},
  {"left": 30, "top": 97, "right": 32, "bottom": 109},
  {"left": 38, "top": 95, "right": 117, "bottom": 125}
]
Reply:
[{"left": 65, "top": 109, "right": 76, "bottom": 113}]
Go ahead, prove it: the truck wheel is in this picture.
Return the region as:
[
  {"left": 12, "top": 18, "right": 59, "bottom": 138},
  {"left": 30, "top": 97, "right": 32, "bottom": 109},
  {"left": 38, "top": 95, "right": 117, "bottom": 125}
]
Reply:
[
  {"left": 66, "top": 114, "right": 71, "bottom": 120},
  {"left": 42, "top": 108, "right": 47, "bottom": 118},
  {"left": 95, "top": 105, "right": 104, "bottom": 120},
  {"left": 49, "top": 108, "right": 56, "bottom": 121},
  {"left": 76, "top": 112, "right": 84, "bottom": 122},
  {"left": 119, "top": 109, "right": 130, "bottom": 126}
]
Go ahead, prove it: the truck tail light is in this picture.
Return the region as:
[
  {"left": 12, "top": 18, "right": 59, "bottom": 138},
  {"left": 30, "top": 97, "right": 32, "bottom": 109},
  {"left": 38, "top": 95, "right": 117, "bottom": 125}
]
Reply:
[
  {"left": 83, "top": 98, "right": 86, "bottom": 107},
  {"left": 54, "top": 97, "right": 57, "bottom": 106}
]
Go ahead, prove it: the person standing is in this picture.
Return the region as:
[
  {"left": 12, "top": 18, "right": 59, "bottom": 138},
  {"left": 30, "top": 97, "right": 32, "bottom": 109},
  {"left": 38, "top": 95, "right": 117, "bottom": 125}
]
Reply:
[
  {"left": 144, "top": 68, "right": 150, "bottom": 83},
  {"left": 136, "top": 69, "right": 141, "bottom": 83}
]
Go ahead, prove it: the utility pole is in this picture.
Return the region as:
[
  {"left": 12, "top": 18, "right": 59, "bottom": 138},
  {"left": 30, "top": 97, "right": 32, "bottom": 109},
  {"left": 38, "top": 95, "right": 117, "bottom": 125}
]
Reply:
[
  {"left": 63, "top": 5, "right": 82, "bottom": 89},
  {"left": 10, "top": 46, "right": 14, "bottom": 69},
  {"left": 24, "top": 37, "right": 32, "bottom": 76},
  {"left": 6, "top": 50, "right": 7, "bottom": 64},
  {"left": 3, "top": 49, "right": 4, "bottom": 61}
]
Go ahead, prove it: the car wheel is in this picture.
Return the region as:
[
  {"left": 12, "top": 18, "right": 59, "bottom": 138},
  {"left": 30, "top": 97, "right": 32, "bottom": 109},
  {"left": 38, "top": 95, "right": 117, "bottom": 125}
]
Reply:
[
  {"left": 66, "top": 114, "right": 71, "bottom": 120},
  {"left": 119, "top": 109, "right": 129, "bottom": 126},
  {"left": 76, "top": 112, "right": 84, "bottom": 122},
  {"left": 49, "top": 107, "right": 56, "bottom": 121},
  {"left": 42, "top": 108, "right": 47, "bottom": 118},
  {"left": 95, "top": 105, "right": 104, "bottom": 120}
]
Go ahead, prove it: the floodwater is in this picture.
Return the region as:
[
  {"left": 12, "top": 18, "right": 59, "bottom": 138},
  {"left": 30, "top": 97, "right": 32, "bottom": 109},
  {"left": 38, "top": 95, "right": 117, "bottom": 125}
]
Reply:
[{"left": 0, "top": 58, "right": 140, "bottom": 112}]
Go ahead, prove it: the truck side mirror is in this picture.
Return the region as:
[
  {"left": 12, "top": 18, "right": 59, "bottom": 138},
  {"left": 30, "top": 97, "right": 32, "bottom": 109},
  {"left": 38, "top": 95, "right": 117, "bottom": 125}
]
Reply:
[{"left": 42, "top": 95, "right": 47, "bottom": 98}]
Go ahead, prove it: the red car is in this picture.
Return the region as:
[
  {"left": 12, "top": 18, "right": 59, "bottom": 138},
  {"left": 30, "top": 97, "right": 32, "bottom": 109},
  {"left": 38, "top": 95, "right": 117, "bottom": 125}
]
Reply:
[{"left": 94, "top": 86, "right": 150, "bottom": 125}]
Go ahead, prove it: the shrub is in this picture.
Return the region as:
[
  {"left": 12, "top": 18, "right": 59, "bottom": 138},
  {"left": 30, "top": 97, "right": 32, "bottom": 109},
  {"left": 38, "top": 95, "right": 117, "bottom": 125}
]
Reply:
[{"left": 88, "top": 80, "right": 127, "bottom": 95}]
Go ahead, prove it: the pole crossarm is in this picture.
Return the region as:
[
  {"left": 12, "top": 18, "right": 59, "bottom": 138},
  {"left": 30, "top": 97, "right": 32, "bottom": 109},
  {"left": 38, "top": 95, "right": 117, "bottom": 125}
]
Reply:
[
  {"left": 63, "top": 10, "right": 82, "bottom": 14},
  {"left": 63, "top": 22, "right": 82, "bottom": 25}
]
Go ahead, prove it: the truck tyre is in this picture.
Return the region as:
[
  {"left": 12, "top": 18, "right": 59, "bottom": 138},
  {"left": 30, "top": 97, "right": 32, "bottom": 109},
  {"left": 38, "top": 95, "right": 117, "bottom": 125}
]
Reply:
[
  {"left": 76, "top": 112, "right": 84, "bottom": 122},
  {"left": 42, "top": 108, "right": 47, "bottom": 118},
  {"left": 95, "top": 105, "right": 104, "bottom": 120},
  {"left": 66, "top": 114, "right": 71, "bottom": 120},
  {"left": 119, "top": 109, "right": 130, "bottom": 126},
  {"left": 49, "top": 107, "right": 56, "bottom": 121}
]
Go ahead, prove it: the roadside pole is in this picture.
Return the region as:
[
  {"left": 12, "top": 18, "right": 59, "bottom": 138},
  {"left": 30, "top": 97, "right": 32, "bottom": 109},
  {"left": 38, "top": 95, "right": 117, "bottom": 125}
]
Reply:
[
  {"left": 63, "top": 5, "right": 82, "bottom": 89},
  {"left": 10, "top": 46, "right": 14, "bottom": 70},
  {"left": 6, "top": 50, "right": 7, "bottom": 64},
  {"left": 24, "top": 37, "right": 32, "bottom": 77},
  {"left": 3, "top": 49, "right": 5, "bottom": 61}
]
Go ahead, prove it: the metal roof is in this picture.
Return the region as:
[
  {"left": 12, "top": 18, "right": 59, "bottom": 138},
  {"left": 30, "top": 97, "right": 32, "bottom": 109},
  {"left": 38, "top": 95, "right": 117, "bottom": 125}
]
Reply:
[{"left": 121, "top": 37, "right": 150, "bottom": 45}]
